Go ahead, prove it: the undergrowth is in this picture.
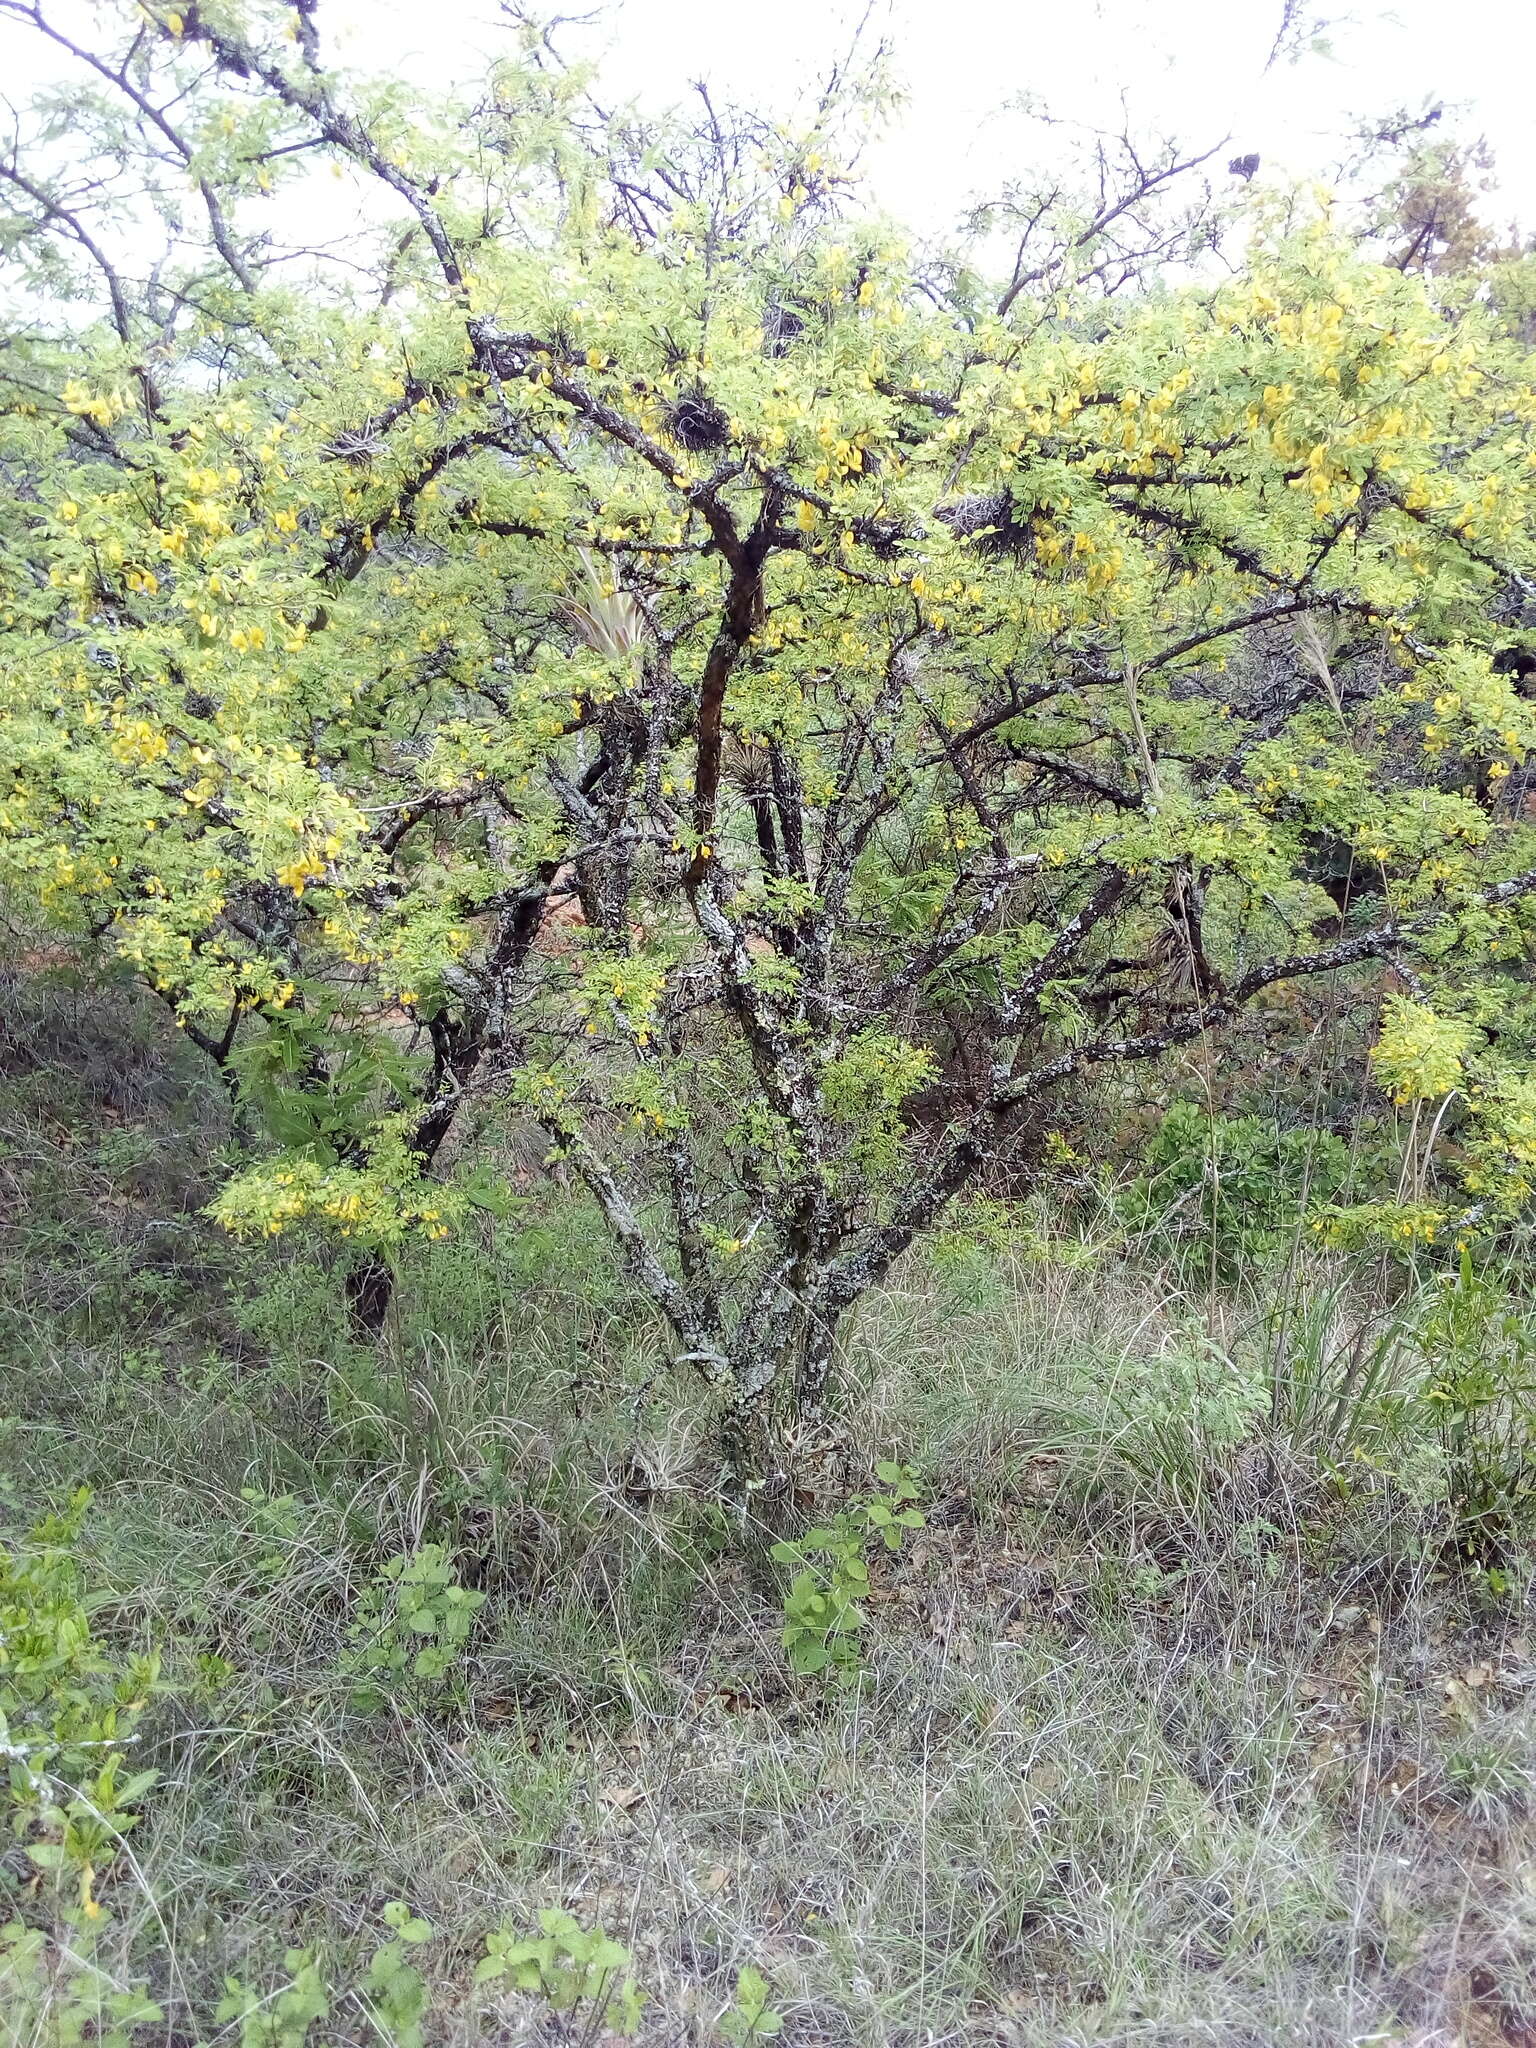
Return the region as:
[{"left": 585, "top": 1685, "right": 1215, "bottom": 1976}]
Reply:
[{"left": 2, "top": 972, "right": 1535, "bottom": 2047}]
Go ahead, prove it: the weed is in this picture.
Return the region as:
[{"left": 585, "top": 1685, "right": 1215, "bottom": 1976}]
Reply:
[
  {"left": 770, "top": 1463, "right": 924, "bottom": 1681},
  {"left": 475, "top": 1909, "right": 647, "bottom": 2035},
  {"left": 1120, "top": 1100, "right": 1349, "bottom": 1280},
  {"left": 1413, "top": 1251, "right": 1536, "bottom": 1538},
  {"left": 1099, "top": 1335, "right": 1270, "bottom": 1511},
  {"left": 0, "top": 1489, "right": 162, "bottom": 1921},
  {"left": 360, "top": 1902, "right": 435, "bottom": 2048},
  {"left": 719, "top": 1963, "right": 784, "bottom": 2042},
  {"left": 0, "top": 1921, "right": 161, "bottom": 2047},
  {"left": 340, "top": 1546, "right": 485, "bottom": 1710},
  {"left": 214, "top": 1950, "right": 329, "bottom": 2048}
]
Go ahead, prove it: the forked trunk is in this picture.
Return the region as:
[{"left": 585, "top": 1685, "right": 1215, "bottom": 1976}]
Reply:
[{"left": 717, "top": 1306, "right": 844, "bottom": 1531}]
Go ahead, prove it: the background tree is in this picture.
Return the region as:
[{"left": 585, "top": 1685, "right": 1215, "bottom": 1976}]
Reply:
[{"left": 6, "top": 1, "right": 1536, "bottom": 1500}]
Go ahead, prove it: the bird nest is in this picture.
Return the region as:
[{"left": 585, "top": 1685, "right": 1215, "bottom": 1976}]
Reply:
[{"left": 666, "top": 393, "right": 732, "bottom": 452}]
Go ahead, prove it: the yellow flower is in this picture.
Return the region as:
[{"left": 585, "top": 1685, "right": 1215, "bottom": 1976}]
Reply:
[{"left": 276, "top": 853, "right": 325, "bottom": 896}]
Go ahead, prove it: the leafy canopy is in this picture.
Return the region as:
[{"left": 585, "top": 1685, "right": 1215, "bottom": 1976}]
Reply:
[{"left": 5, "top": 2, "right": 1536, "bottom": 1404}]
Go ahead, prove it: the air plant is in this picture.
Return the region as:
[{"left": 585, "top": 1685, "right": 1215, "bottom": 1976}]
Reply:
[{"left": 562, "top": 550, "right": 647, "bottom": 660}]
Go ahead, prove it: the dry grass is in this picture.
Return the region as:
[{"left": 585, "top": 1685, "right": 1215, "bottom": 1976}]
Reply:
[{"left": 3, "top": 975, "right": 1535, "bottom": 2048}]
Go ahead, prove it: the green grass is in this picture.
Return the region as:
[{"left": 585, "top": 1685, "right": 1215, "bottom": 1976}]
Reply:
[{"left": 3, "top": 971, "right": 1535, "bottom": 2048}]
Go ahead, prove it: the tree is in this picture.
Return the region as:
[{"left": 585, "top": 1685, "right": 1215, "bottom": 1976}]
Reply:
[
  {"left": 6, "top": 1, "right": 1536, "bottom": 1502},
  {"left": 1342, "top": 108, "right": 1504, "bottom": 278}
]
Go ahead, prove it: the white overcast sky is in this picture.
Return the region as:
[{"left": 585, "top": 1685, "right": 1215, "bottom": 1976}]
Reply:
[
  {"left": 330, "top": 0, "right": 1536, "bottom": 236},
  {"left": 4, "top": 0, "right": 1535, "bottom": 243}
]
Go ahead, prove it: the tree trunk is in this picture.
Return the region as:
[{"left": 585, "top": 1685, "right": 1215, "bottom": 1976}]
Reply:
[
  {"left": 718, "top": 1309, "right": 844, "bottom": 1533},
  {"left": 344, "top": 1253, "right": 395, "bottom": 1340},
  {"left": 795, "top": 1305, "right": 842, "bottom": 1420},
  {"left": 718, "top": 1385, "right": 780, "bottom": 1524}
]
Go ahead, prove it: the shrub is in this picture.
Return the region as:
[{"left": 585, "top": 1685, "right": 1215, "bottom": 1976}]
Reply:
[
  {"left": 0, "top": 1489, "right": 161, "bottom": 1922},
  {"left": 1121, "top": 1101, "right": 1350, "bottom": 1279},
  {"left": 1103, "top": 1337, "right": 1271, "bottom": 1508},
  {"left": 1412, "top": 1252, "right": 1536, "bottom": 1538}
]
